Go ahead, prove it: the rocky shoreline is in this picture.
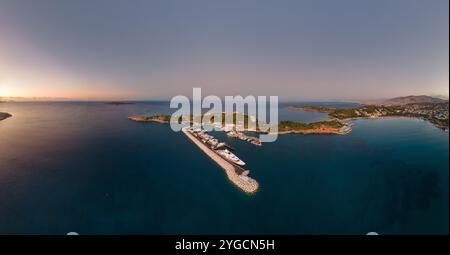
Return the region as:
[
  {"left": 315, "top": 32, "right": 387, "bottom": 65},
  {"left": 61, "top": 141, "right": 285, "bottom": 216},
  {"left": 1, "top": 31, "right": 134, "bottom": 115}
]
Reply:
[{"left": 276, "top": 126, "right": 350, "bottom": 135}]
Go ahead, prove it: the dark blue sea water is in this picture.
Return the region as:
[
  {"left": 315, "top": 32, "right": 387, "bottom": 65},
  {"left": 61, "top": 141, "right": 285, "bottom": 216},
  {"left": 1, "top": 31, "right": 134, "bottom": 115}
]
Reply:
[{"left": 0, "top": 102, "right": 448, "bottom": 234}]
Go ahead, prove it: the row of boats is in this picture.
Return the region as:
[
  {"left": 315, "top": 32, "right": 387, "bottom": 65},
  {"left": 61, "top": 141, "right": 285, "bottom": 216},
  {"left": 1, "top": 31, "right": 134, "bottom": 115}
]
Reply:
[
  {"left": 184, "top": 126, "right": 246, "bottom": 166},
  {"left": 190, "top": 123, "right": 262, "bottom": 146},
  {"left": 226, "top": 130, "right": 262, "bottom": 146}
]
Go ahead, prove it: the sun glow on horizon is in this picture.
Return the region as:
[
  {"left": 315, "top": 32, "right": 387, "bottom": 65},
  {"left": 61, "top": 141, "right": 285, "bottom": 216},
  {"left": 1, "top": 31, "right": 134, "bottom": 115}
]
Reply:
[{"left": 0, "top": 84, "right": 20, "bottom": 97}]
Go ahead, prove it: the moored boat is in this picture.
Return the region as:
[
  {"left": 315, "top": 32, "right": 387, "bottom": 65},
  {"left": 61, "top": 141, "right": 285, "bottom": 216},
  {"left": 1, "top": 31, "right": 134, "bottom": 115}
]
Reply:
[{"left": 215, "top": 149, "right": 246, "bottom": 166}]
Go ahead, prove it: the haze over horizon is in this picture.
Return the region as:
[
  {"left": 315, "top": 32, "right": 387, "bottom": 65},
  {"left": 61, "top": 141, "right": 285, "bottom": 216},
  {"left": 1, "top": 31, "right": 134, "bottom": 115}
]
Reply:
[{"left": 0, "top": 0, "right": 448, "bottom": 100}]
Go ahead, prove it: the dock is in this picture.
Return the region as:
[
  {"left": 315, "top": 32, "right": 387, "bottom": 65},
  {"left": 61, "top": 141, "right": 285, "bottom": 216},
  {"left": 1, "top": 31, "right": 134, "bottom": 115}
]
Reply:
[
  {"left": 226, "top": 130, "right": 262, "bottom": 146},
  {"left": 182, "top": 128, "right": 259, "bottom": 194}
]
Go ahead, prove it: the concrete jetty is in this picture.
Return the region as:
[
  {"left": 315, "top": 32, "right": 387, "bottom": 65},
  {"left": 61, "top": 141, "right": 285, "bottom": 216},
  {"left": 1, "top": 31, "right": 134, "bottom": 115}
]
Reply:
[{"left": 182, "top": 128, "right": 259, "bottom": 194}]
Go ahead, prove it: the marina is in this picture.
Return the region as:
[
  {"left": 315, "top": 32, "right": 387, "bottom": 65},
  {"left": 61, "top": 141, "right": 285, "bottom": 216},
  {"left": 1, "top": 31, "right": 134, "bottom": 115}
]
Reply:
[
  {"left": 192, "top": 120, "right": 263, "bottom": 146},
  {"left": 182, "top": 127, "right": 259, "bottom": 194}
]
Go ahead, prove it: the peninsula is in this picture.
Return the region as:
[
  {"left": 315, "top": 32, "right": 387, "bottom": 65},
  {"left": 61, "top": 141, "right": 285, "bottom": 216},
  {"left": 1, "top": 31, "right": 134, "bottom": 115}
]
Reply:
[
  {"left": 128, "top": 113, "right": 352, "bottom": 135},
  {"left": 0, "top": 112, "right": 12, "bottom": 121},
  {"left": 277, "top": 119, "right": 350, "bottom": 135},
  {"left": 128, "top": 115, "right": 171, "bottom": 123}
]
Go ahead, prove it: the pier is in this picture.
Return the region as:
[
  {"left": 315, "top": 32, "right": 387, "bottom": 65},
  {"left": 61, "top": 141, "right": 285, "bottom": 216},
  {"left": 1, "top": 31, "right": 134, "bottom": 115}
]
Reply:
[
  {"left": 182, "top": 128, "right": 259, "bottom": 194},
  {"left": 226, "top": 130, "right": 262, "bottom": 146}
]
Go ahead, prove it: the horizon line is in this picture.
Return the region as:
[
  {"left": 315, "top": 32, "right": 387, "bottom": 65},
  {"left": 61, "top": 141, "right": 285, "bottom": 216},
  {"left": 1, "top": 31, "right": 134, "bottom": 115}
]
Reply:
[{"left": 1, "top": 94, "right": 449, "bottom": 103}]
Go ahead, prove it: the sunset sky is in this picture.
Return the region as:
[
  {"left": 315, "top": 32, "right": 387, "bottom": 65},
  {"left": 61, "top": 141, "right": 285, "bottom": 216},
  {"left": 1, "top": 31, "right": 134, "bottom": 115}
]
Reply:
[{"left": 0, "top": 0, "right": 448, "bottom": 100}]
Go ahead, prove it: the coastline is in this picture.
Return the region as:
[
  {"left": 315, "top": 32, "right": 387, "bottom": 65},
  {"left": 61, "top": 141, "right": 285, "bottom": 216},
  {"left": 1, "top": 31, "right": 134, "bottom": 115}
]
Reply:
[
  {"left": 345, "top": 115, "right": 450, "bottom": 132},
  {"left": 128, "top": 114, "right": 353, "bottom": 135},
  {"left": 288, "top": 104, "right": 449, "bottom": 132},
  {"left": 276, "top": 126, "right": 351, "bottom": 135},
  {"left": 128, "top": 115, "right": 169, "bottom": 123},
  {"left": 0, "top": 112, "right": 12, "bottom": 121}
]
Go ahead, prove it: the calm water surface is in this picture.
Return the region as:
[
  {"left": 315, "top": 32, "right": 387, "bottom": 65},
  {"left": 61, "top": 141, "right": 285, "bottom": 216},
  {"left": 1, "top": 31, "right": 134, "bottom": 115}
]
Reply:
[{"left": 0, "top": 102, "right": 448, "bottom": 234}]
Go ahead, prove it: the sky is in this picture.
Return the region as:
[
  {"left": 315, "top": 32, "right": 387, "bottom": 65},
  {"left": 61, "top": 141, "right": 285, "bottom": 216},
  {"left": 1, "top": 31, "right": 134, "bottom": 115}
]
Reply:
[{"left": 0, "top": 0, "right": 448, "bottom": 100}]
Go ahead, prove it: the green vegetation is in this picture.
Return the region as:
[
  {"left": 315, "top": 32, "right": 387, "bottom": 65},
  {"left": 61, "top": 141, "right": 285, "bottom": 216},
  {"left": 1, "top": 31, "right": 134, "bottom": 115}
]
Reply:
[
  {"left": 158, "top": 115, "right": 171, "bottom": 122},
  {"left": 128, "top": 115, "right": 171, "bottom": 123},
  {"left": 278, "top": 120, "right": 344, "bottom": 132},
  {"left": 129, "top": 112, "right": 349, "bottom": 134},
  {"left": 146, "top": 115, "right": 171, "bottom": 122}
]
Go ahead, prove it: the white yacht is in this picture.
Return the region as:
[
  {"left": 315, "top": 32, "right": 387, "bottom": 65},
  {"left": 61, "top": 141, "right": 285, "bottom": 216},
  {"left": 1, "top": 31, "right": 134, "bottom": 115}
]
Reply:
[
  {"left": 207, "top": 138, "right": 219, "bottom": 147},
  {"left": 215, "top": 142, "right": 226, "bottom": 149},
  {"left": 215, "top": 149, "right": 246, "bottom": 166}
]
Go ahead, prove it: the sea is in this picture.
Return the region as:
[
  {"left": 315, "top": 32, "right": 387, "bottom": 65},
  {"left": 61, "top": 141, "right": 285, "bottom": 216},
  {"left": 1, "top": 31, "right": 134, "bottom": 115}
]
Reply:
[{"left": 0, "top": 101, "right": 448, "bottom": 234}]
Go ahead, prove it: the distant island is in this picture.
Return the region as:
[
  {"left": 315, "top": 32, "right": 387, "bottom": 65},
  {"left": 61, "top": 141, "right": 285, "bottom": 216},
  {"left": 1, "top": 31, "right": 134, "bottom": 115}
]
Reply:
[
  {"left": 289, "top": 95, "right": 449, "bottom": 131},
  {"left": 0, "top": 112, "right": 12, "bottom": 121},
  {"left": 105, "top": 101, "right": 135, "bottom": 105},
  {"left": 0, "top": 96, "right": 71, "bottom": 102}
]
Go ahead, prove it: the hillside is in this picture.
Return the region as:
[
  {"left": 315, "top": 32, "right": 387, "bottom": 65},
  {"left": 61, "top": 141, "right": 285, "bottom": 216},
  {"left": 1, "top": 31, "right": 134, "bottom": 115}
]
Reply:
[{"left": 364, "top": 95, "right": 447, "bottom": 106}]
